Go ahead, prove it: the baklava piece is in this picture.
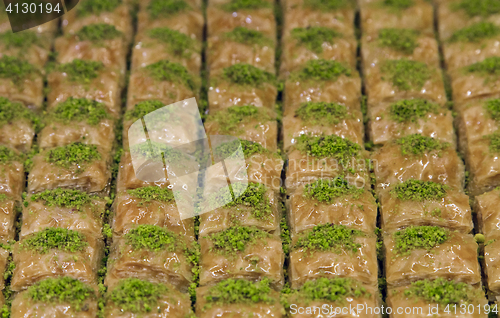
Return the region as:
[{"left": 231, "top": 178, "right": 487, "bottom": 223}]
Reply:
[
  {"left": 285, "top": 134, "right": 370, "bottom": 192},
  {"left": 0, "top": 97, "right": 39, "bottom": 152},
  {"left": 205, "top": 105, "right": 278, "bottom": 151},
  {"left": 116, "top": 151, "right": 170, "bottom": 192},
  {"left": 0, "top": 30, "right": 51, "bottom": 68},
  {"left": 208, "top": 63, "right": 277, "bottom": 111},
  {"left": 196, "top": 279, "right": 284, "bottom": 318},
  {"left": 207, "top": 27, "right": 275, "bottom": 74},
  {"left": 21, "top": 189, "right": 106, "bottom": 240},
  {"left": 39, "top": 98, "right": 115, "bottom": 152},
  {"left": 289, "top": 224, "right": 378, "bottom": 289},
  {"left": 384, "top": 226, "right": 480, "bottom": 287},
  {"left": 284, "top": 59, "right": 361, "bottom": 116},
  {"left": 0, "top": 145, "right": 25, "bottom": 199},
  {"left": 11, "top": 277, "right": 98, "bottom": 318},
  {"left": 368, "top": 99, "right": 454, "bottom": 145},
  {"left": 11, "top": 228, "right": 104, "bottom": 291},
  {"left": 288, "top": 178, "right": 377, "bottom": 236},
  {"left": 283, "top": 101, "right": 364, "bottom": 150},
  {"left": 105, "top": 225, "right": 198, "bottom": 292},
  {"left": 199, "top": 226, "right": 284, "bottom": 288},
  {"left": 27, "top": 143, "right": 111, "bottom": 194},
  {"left": 0, "top": 195, "right": 19, "bottom": 243}
]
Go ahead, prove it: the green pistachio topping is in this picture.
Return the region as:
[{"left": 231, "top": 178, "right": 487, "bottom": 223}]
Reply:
[
  {"left": 26, "top": 277, "right": 95, "bottom": 310},
  {"left": 204, "top": 279, "right": 274, "bottom": 306},
  {"left": 77, "top": 0, "right": 121, "bottom": 16},
  {"left": 393, "top": 226, "right": 449, "bottom": 256},
  {"left": 75, "top": 23, "right": 123, "bottom": 42},
  {"left": 20, "top": 228, "right": 89, "bottom": 254},
  {"left": 145, "top": 60, "right": 196, "bottom": 91},
  {"left": 487, "top": 131, "right": 500, "bottom": 153},
  {"left": 208, "top": 226, "right": 271, "bottom": 256},
  {"left": 222, "top": 63, "right": 275, "bottom": 86},
  {"left": 295, "top": 101, "right": 351, "bottom": 125},
  {"left": 303, "top": 0, "right": 354, "bottom": 10},
  {"left": 45, "top": 142, "right": 101, "bottom": 169},
  {"left": 485, "top": 99, "right": 500, "bottom": 120},
  {"left": 292, "top": 59, "right": 351, "bottom": 82},
  {"left": 404, "top": 278, "right": 483, "bottom": 306},
  {"left": 381, "top": 59, "right": 431, "bottom": 91},
  {"left": 130, "top": 141, "right": 192, "bottom": 166},
  {"left": 378, "top": 28, "right": 419, "bottom": 54},
  {"left": 294, "top": 224, "right": 364, "bottom": 254},
  {"left": 107, "top": 278, "right": 169, "bottom": 313},
  {"left": 0, "top": 31, "right": 40, "bottom": 49},
  {"left": 0, "top": 145, "right": 22, "bottom": 164},
  {"left": 0, "top": 56, "right": 37, "bottom": 84},
  {"left": 389, "top": 99, "right": 440, "bottom": 123},
  {"left": 304, "top": 178, "right": 364, "bottom": 203},
  {"left": 125, "top": 224, "right": 179, "bottom": 252},
  {"left": 208, "top": 105, "right": 273, "bottom": 134},
  {"left": 0, "top": 194, "right": 7, "bottom": 201},
  {"left": 396, "top": 134, "right": 449, "bottom": 156},
  {"left": 148, "top": 0, "right": 190, "bottom": 18},
  {"left": 295, "top": 134, "right": 362, "bottom": 163},
  {"left": 213, "top": 139, "right": 277, "bottom": 160},
  {"left": 466, "top": 57, "right": 500, "bottom": 76},
  {"left": 56, "top": 59, "right": 104, "bottom": 83},
  {"left": 383, "top": 0, "right": 414, "bottom": 9},
  {"left": 298, "top": 278, "right": 371, "bottom": 302},
  {"left": 391, "top": 180, "right": 449, "bottom": 201},
  {"left": 291, "top": 27, "right": 341, "bottom": 53},
  {"left": 453, "top": 0, "right": 500, "bottom": 18},
  {"left": 222, "top": 0, "right": 272, "bottom": 11},
  {"left": 224, "top": 27, "right": 273, "bottom": 46},
  {"left": 48, "top": 98, "right": 110, "bottom": 125},
  {"left": 30, "top": 189, "right": 94, "bottom": 210},
  {"left": 0, "top": 96, "right": 40, "bottom": 129},
  {"left": 148, "top": 27, "right": 197, "bottom": 57},
  {"left": 125, "top": 100, "right": 166, "bottom": 121},
  {"left": 450, "top": 22, "right": 500, "bottom": 43},
  {"left": 127, "top": 186, "right": 175, "bottom": 202}
]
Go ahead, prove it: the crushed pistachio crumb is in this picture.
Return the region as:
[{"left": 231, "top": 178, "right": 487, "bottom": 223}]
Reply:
[
  {"left": 466, "top": 57, "right": 500, "bottom": 76},
  {"left": 130, "top": 141, "right": 192, "bottom": 165},
  {"left": 393, "top": 226, "right": 449, "bottom": 256},
  {"left": 207, "top": 105, "right": 273, "bottom": 134},
  {"left": 396, "top": 134, "right": 449, "bottom": 156},
  {"left": 291, "top": 27, "right": 341, "bottom": 53},
  {"left": 208, "top": 226, "right": 271, "bottom": 256},
  {"left": 381, "top": 59, "right": 431, "bottom": 91},
  {"left": 30, "top": 189, "right": 94, "bottom": 210},
  {"left": 145, "top": 60, "right": 196, "bottom": 91},
  {"left": 148, "top": 27, "right": 197, "bottom": 57},
  {"left": 294, "top": 224, "right": 364, "bottom": 254},
  {"left": 75, "top": 23, "right": 123, "bottom": 42},
  {"left": 125, "top": 100, "right": 167, "bottom": 121},
  {"left": 222, "top": 63, "right": 275, "bottom": 86},
  {"left": 148, "top": 0, "right": 190, "bottom": 19},
  {"left": 487, "top": 131, "right": 500, "bottom": 153},
  {"left": 224, "top": 27, "right": 273, "bottom": 47},
  {"left": 389, "top": 99, "right": 440, "bottom": 123},
  {"left": 295, "top": 101, "right": 351, "bottom": 125},
  {"left": 298, "top": 278, "right": 371, "bottom": 302},
  {"left": 304, "top": 178, "right": 364, "bottom": 203},
  {"left": 48, "top": 98, "right": 110, "bottom": 125},
  {"left": 204, "top": 279, "right": 274, "bottom": 307},
  {"left": 378, "top": 28, "right": 419, "bottom": 54},
  {"left": 404, "top": 278, "right": 483, "bottom": 306},
  {"left": 391, "top": 180, "right": 449, "bottom": 201},
  {"left": 0, "top": 145, "right": 23, "bottom": 164},
  {"left": 303, "top": 0, "right": 354, "bottom": 10},
  {"left": 485, "top": 99, "right": 500, "bottom": 121},
  {"left": 453, "top": 0, "right": 500, "bottom": 18},
  {"left": 0, "top": 55, "right": 37, "bottom": 84},
  {"left": 0, "top": 96, "right": 40, "bottom": 129},
  {"left": 292, "top": 59, "right": 351, "bottom": 82},
  {"left": 450, "top": 22, "right": 500, "bottom": 43},
  {"left": 125, "top": 224, "right": 179, "bottom": 252},
  {"left": 56, "top": 59, "right": 104, "bottom": 83},
  {"left": 295, "top": 134, "right": 362, "bottom": 164},
  {"left": 127, "top": 186, "right": 175, "bottom": 202},
  {"left": 20, "top": 228, "right": 88, "bottom": 254},
  {"left": 77, "top": 0, "right": 121, "bottom": 16},
  {"left": 26, "top": 277, "right": 95, "bottom": 310},
  {"left": 383, "top": 0, "right": 414, "bottom": 9},
  {"left": 107, "top": 278, "right": 169, "bottom": 313},
  {"left": 45, "top": 142, "right": 101, "bottom": 169},
  {"left": 222, "top": 0, "right": 272, "bottom": 11},
  {"left": 213, "top": 138, "right": 278, "bottom": 160},
  {"left": 0, "top": 31, "right": 40, "bottom": 49}
]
